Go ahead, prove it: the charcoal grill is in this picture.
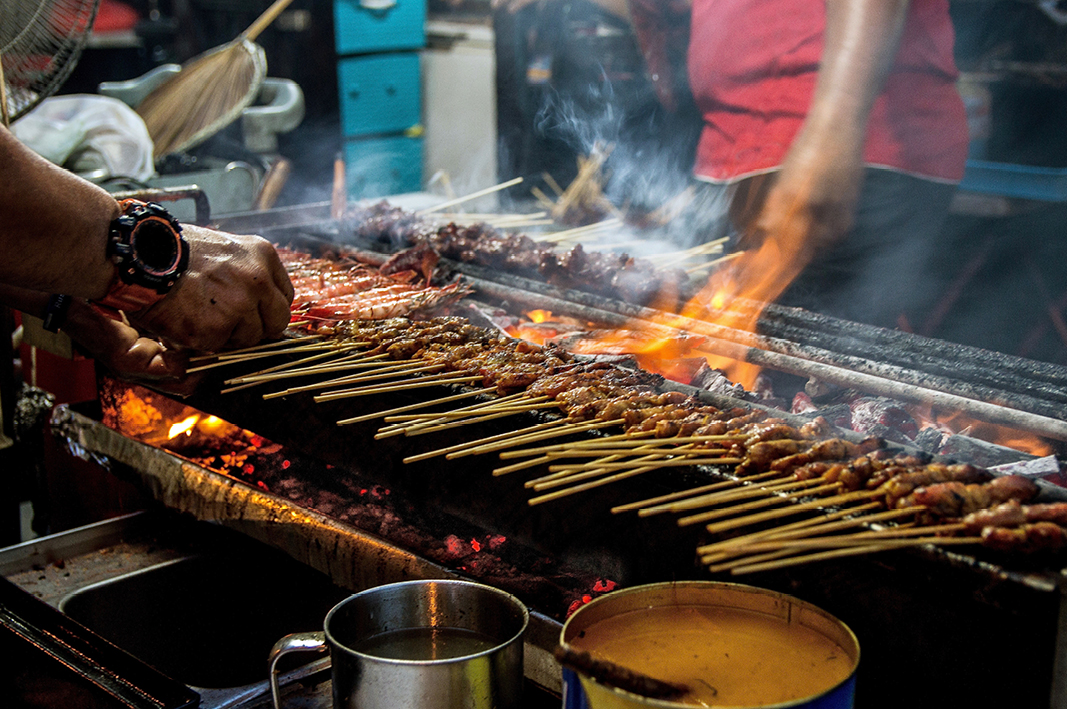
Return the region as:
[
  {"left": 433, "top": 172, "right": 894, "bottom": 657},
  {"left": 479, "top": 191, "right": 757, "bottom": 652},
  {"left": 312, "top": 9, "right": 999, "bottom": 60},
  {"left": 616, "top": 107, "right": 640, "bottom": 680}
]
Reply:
[{"left": 46, "top": 200, "right": 1067, "bottom": 709}]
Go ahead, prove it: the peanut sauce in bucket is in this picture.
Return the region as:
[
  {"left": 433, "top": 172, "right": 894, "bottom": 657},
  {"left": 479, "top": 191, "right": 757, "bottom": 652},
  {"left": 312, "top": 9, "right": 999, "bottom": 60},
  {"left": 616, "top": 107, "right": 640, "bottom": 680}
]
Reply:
[{"left": 561, "top": 582, "right": 860, "bottom": 709}]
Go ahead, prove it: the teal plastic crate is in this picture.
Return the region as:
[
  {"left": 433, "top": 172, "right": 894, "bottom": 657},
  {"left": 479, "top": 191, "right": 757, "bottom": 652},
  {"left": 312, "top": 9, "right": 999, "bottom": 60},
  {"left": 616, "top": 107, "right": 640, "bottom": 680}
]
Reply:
[
  {"left": 345, "top": 134, "right": 423, "bottom": 198},
  {"left": 958, "top": 159, "right": 1067, "bottom": 202},
  {"left": 334, "top": 0, "right": 425, "bottom": 55},
  {"left": 338, "top": 53, "right": 420, "bottom": 138}
]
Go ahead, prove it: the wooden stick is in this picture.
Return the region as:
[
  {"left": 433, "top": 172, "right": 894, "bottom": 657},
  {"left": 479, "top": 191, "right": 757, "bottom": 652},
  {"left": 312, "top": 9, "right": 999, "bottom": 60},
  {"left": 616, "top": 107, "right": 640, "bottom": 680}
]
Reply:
[
  {"left": 546, "top": 457, "right": 742, "bottom": 475},
  {"left": 418, "top": 177, "right": 524, "bottom": 214},
  {"left": 622, "top": 470, "right": 792, "bottom": 517},
  {"left": 731, "top": 524, "right": 968, "bottom": 553},
  {"left": 727, "top": 538, "right": 983, "bottom": 576},
  {"left": 686, "top": 251, "right": 744, "bottom": 275},
  {"left": 446, "top": 418, "right": 625, "bottom": 459},
  {"left": 220, "top": 349, "right": 362, "bottom": 394},
  {"left": 493, "top": 454, "right": 556, "bottom": 477},
  {"left": 384, "top": 397, "right": 552, "bottom": 421},
  {"left": 528, "top": 455, "right": 628, "bottom": 490},
  {"left": 314, "top": 374, "right": 482, "bottom": 403},
  {"left": 528, "top": 463, "right": 662, "bottom": 507},
  {"left": 496, "top": 430, "right": 660, "bottom": 459},
  {"left": 375, "top": 392, "right": 531, "bottom": 433},
  {"left": 702, "top": 489, "right": 884, "bottom": 536},
  {"left": 258, "top": 359, "right": 423, "bottom": 398},
  {"left": 613, "top": 480, "right": 750, "bottom": 515},
  {"left": 678, "top": 482, "right": 843, "bottom": 527},
  {"left": 261, "top": 357, "right": 415, "bottom": 399},
  {"left": 696, "top": 502, "right": 885, "bottom": 556},
  {"left": 542, "top": 172, "right": 565, "bottom": 197},
  {"left": 403, "top": 419, "right": 572, "bottom": 464},
  {"left": 401, "top": 405, "right": 560, "bottom": 438},
  {"left": 230, "top": 352, "right": 396, "bottom": 384},
  {"left": 186, "top": 343, "right": 341, "bottom": 372},
  {"left": 658, "top": 477, "right": 826, "bottom": 515},
  {"left": 336, "top": 387, "right": 496, "bottom": 426},
  {"left": 189, "top": 336, "right": 322, "bottom": 362}
]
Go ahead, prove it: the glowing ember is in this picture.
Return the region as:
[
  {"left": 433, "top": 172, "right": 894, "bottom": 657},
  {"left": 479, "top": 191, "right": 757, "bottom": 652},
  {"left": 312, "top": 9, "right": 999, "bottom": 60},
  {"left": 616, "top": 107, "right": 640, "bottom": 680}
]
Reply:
[
  {"left": 167, "top": 415, "right": 200, "bottom": 439},
  {"left": 527, "top": 309, "right": 552, "bottom": 324}
]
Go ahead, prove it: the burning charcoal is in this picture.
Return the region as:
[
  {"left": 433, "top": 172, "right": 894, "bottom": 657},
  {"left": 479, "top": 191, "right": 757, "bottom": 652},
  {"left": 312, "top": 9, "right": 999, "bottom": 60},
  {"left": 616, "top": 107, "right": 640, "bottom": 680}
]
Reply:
[
  {"left": 812, "top": 403, "right": 852, "bottom": 430},
  {"left": 848, "top": 396, "right": 919, "bottom": 442},
  {"left": 913, "top": 426, "right": 947, "bottom": 454},
  {"left": 690, "top": 362, "right": 752, "bottom": 399},
  {"left": 805, "top": 377, "right": 847, "bottom": 403},
  {"left": 575, "top": 353, "right": 641, "bottom": 369},
  {"left": 792, "top": 391, "right": 818, "bottom": 414}
]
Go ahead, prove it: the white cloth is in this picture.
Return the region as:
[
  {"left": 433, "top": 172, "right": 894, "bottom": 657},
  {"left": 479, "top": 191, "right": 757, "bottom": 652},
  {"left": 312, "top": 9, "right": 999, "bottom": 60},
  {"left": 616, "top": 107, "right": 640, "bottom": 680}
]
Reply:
[{"left": 11, "top": 94, "right": 155, "bottom": 181}]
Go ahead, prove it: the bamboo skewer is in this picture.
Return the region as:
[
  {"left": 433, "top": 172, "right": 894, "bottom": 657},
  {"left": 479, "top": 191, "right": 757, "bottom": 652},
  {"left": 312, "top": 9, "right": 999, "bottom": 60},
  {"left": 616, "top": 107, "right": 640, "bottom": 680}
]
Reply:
[
  {"left": 658, "top": 477, "right": 829, "bottom": 515},
  {"left": 189, "top": 335, "right": 322, "bottom": 362},
  {"left": 383, "top": 396, "right": 551, "bottom": 422},
  {"left": 336, "top": 388, "right": 497, "bottom": 426},
  {"left": 398, "top": 403, "right": 561, "bottom": 438},
  {"left": 315, "top": 374, "right": 483, "bottom": 403},
  {"left": 686, "top": 251, "right": 744, "bottom": 275},
  {"left": 702, "top": 489, "right": 884, "bottom": 536},
  {"left": 493, "top": 454, "right": 557, "bottom": 477},
  {"left": 403, "top": 419, "right": 573, "bottom": 464},
  {"left": 527, "top": 454, "right": 630, "bottom": 491},
  {"left": 624, "top": 470, "right": 796, "bottom": 517},
  {"left": 229, "top": 351, "right": 394, "bottom": 383},
  {"left": 375, "top": 392, "right": 531, "bottom": 434},
  {"left": 418, "top": 177, "right": 524, "bottom": 214},
  {"left": 527, "top": 463, "right": 663, "bottom": 507},
  {"left": 186, "top": 343, "right": 343, "bottom": 372},
  {"left": 220, "top": 348, "right": 365, "bottom": 394},
  {"left": 446, "top": 418, "right": 625, "bottom": 459},
  {"left": 727, "top": 523, "right": 968, "bottom": 553},
  {"left": 496, "top": 432, "right": 739, "bottom": 459},
  {"left": 726, "top": 538, "right": 983, "bottom": 576},
  {"left": 260, "top": 357, "right": 420, "bottom": 399},
  {"left": 696, "top": 502, "right": 886, "bottom": 557},
  {"left": 678, "top": 482, "right": 844, "bottom": 527},
  {"left": 546, "top": 456, "right": 742, "bottom": 475}
]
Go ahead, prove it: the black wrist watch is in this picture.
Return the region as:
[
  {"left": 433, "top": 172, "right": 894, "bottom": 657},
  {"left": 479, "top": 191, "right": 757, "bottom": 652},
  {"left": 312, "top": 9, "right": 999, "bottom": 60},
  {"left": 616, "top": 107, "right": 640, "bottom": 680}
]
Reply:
[{"left": 94, "top": 199, "right": 190, "bottom": 313}]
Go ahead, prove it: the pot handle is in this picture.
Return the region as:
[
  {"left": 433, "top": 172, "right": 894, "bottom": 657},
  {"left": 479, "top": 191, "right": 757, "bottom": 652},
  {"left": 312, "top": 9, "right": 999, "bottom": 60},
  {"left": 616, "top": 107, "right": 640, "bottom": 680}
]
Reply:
[{"left": 269, "top": 631, "right": 328, "bottom": 709}]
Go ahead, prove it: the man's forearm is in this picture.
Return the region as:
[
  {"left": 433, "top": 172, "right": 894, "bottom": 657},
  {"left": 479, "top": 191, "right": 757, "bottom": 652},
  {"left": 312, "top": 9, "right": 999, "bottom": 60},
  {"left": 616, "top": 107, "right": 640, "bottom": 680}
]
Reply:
[
  {"left": 803, "top": 0, "right": 910, "bottom": 146},
  {"left": 0, "top": 124, "right": 118, "bottom": 298}
]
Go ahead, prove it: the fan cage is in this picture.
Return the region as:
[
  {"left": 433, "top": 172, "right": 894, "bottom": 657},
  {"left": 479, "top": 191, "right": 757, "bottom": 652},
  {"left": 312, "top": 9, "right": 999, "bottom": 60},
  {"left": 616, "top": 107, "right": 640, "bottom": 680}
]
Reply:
[{"left": 1, "top": 0, "right": 101, "bottom": 122}]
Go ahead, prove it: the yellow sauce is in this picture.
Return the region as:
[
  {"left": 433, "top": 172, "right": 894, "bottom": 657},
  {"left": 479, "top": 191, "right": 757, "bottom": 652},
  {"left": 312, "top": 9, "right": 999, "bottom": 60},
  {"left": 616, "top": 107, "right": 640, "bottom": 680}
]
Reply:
[{"left": 568, "top": 605, "right": 853, "bottom": 707}]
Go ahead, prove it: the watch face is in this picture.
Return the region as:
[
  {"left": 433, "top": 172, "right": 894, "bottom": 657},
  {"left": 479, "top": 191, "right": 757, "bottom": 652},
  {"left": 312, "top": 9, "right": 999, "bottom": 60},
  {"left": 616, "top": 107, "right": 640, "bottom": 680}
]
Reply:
[{"left": 131, "top": 217, "right": 182, "bottom": 277}]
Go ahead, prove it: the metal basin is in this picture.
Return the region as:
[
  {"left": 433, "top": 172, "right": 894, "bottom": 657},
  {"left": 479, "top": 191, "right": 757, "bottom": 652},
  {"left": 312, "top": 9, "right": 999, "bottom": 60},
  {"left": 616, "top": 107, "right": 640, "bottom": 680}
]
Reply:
[{"left": 58, "top": 535, "right": 351, "bottom": 693}]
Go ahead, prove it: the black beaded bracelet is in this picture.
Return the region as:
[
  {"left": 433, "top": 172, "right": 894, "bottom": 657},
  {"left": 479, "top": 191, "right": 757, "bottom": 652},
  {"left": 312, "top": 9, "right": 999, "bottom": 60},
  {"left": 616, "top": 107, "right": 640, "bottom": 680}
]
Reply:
[{"left": 42, "top": 294, "right": 72, "bottom": 333}]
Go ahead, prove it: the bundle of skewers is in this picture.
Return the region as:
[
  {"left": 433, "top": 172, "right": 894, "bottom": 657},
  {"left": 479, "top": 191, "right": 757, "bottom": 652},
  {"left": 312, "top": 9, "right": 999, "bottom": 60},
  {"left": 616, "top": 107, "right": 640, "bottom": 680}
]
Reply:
[{"left": 191, "top": 300, "right": 1067, "bottom": 576}]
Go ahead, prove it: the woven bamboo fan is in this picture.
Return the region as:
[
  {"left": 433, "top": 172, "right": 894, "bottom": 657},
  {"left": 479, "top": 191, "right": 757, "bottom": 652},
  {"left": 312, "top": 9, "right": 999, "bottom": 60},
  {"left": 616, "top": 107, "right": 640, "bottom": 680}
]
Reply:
[
  {"left": 0, "top": 0, "right": 101, "bottom": 125},
  {"left": 136, "top": 0, "right": 294, "bottom": 158}
]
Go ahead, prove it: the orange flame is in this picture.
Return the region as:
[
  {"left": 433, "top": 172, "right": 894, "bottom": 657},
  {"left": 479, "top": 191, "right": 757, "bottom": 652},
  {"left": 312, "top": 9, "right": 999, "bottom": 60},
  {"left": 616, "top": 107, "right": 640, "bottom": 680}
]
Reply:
[
  {"left": 167, "top": 414, "right": 200, "bottom": 439},
  {"left": 577, "top": 192, "right": 817, "bottom": 389},
  {"left": 527, "top": 309, "right": 552, "bottom": 324},
  {"left": 912, "top": 406, "right": 1054, "bottom": 457}
]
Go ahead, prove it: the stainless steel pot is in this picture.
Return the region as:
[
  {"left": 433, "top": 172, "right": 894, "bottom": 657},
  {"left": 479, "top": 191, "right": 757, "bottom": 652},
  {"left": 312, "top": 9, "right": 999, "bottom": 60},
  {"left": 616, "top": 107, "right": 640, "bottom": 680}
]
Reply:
[{"left": 269, "top": 579, "right": 529, "bottom": 709}]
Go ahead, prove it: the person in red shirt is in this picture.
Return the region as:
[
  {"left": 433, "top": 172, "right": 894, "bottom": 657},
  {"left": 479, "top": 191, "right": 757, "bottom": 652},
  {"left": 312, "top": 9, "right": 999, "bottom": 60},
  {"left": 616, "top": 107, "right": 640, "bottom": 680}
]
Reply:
[
  {"left": 681, "top": 0, "right": 969, "bottom": 328},
  {"left": 499, "top": 0, "right": 970, "bottom": 328}
]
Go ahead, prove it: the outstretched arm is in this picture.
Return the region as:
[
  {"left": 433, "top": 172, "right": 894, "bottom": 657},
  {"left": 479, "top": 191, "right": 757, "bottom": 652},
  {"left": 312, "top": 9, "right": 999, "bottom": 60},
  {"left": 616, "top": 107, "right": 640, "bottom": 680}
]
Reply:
[
  {"left": 0, "top": 125, "right": 294, "bottom": 352},
  {"left": 752, "top": 0, "right": 910, "bottom": 256}
]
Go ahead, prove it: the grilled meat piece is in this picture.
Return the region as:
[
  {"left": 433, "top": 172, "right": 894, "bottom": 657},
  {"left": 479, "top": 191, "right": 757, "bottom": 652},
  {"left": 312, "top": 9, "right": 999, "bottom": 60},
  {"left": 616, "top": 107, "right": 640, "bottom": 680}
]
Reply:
[
  {"left": 963, "top": 500, "right": 1067, "bottom": 531},
  {"left": 981, "top": 523, "right": 1067, "bottom": 554},
  {"left": 768, "top": 436, "right": 882, "bottom": 472},
  {"left": 903, "top": 475, "right": 1040, "bottom": 517}
]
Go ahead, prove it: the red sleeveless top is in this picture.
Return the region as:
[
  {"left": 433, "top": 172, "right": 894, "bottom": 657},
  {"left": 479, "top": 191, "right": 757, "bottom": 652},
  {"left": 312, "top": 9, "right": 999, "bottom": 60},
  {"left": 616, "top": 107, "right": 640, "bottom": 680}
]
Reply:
[{"left": 687, "top": 0, "right": 969, "bottom": 183}]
